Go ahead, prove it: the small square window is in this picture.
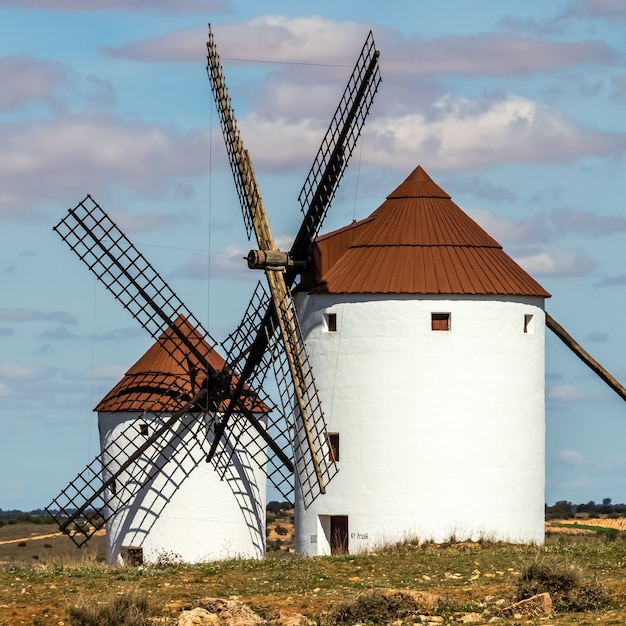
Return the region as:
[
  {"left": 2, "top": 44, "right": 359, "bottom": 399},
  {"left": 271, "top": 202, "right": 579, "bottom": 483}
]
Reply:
[
  {"left": 328, "top": 432, "right": 340, "bottom": 462},
  {"left": 139, "top": 423, "right": 149, "bottom": 437},
  {"left": 431, "top": 312, "right": 450, "bottom": 331},
  {"left": 325, "top": 312, "right": 337, "bottom": 332}
]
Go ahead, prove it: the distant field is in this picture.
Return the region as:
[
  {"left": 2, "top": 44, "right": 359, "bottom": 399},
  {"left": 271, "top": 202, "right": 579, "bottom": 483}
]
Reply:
[
  {"left": 0, "top": 522, "right": 105, "bottom": 566},
  {"left": 556, "top": 517, "right": 626, "bottom": 531}
]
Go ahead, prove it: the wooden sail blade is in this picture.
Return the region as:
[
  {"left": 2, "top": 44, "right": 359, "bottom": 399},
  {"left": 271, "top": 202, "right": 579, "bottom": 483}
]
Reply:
[
  {"left": 52, "top": 196, "right": 294, "bottom": 518},
  {"left": 546, "top": 312, "right": 626, "bottom": 402},
  {"left": 45, "top": 386, "right": 209, "bottom": 547},
  {"left": 220, "top": 281, "right": 338, "bottom": 506},
  {"left": 206, "top": 24, "right": 261, "bottom": 243},
  {"left": 265, "top": 281, "right": 339, "bottom": 507},
  {"left": 292, "top": 31, "right": 381, "bottom": 260},
  {"left": 54, "top": 195, "right": 218, "bottom": 377}
]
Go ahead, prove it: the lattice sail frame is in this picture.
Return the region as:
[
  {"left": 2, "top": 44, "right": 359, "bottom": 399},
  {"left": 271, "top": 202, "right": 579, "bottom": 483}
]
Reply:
[
  {"left": 296, "top": 30, "right": 381, "bottom": 243},
  {"left": 46, "top": 197, "right": 294, "bottom": 546},
  {"left": 53, "top": 196, "right": 216, "bottom": 361},
  {"left": 206, "top": 24, "right": 380, "bottom": 506},
  {"left": 47, "top": 27, "right": 382, "bottom": 544}
]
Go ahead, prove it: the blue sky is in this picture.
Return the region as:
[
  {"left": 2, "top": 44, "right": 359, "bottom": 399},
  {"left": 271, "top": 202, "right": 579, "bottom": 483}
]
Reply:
[{"left": 1, "top": 0, "right": 626, "bottom": 511}]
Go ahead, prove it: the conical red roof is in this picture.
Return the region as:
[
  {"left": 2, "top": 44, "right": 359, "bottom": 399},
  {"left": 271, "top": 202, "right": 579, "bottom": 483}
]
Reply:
[
  {"left": 96, "top": 316, "right": 269, "bottom": 414},
  {"left": 308, "top": 166, "right": 550, "bottom": 297}
]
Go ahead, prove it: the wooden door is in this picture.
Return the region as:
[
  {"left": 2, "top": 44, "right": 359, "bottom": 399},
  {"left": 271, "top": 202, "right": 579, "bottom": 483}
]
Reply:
[{"left": 330, "top": 515, "right": 348, "bottom": 554}]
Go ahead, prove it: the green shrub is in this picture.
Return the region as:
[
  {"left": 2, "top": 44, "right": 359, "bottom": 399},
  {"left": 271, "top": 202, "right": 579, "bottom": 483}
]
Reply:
[
  {"left": 517, "top": 559, "right": 611, "bottom": 612},
  {"left": 275, "top": 524, "right": 288, "bottom": 536},
  {"left": 325, "top": 589, "right": 445, "bottom": 625},
  {"left": 69, "top": 591, "right": 153, "bottom": 626}
]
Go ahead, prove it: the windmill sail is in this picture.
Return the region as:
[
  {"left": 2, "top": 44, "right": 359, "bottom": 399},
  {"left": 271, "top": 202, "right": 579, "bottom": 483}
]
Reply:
[
  {"left": 546, "top": 313, "right": 626, "bottom": 402},
  {"left": 47, "top": 198, "right": 293, "bottom": 546},
  {"left": 47, "top": 26, "right": 382, "bottom": 546},
  {"left": 206, "top": 24, "right": 381, "bottom": 505}
]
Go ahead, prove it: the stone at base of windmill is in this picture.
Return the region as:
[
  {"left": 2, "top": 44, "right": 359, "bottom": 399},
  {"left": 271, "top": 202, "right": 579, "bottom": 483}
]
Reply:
[{"left": 501, "top": 592, "right": 553, "bottom": 618}]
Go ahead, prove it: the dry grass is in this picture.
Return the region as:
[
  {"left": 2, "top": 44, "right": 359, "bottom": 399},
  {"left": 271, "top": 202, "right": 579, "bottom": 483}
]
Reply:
[
  {"left": 2, "top": 522, "right": 626, "bottom": 625},
  {"left": 558, "top": 517, "right": 626, "bottom": 531},
  {"left": 0, "top": 523, "right": 106, "bottom": 567}
]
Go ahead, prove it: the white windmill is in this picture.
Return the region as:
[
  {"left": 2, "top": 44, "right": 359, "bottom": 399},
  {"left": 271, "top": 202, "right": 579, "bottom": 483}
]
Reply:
[
  {"left": 45, "top": 26, "right": 381, "bottom": 563},
  {"left": 94, "top": 316, "right": 270, "bottom": 564},
  {"left": 293, "top": 164, "right": 626, "bottom": 555}
]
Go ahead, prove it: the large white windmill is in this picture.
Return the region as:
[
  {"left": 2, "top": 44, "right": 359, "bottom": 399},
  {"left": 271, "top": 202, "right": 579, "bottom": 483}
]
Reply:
[
  {"left": 293, "top": 164, "right": 626, "bottom": 555},
  {"left": 45, "top": 26, "right": 381, "bottom": 563}
]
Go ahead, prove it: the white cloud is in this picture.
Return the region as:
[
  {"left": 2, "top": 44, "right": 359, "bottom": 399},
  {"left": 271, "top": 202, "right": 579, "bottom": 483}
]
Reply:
[
  {"left": 559, "top": 448, "right": 587, "bottom": 465},
  {"left": 0, "top": 55, "right": 69, "bottom": 111},
  {"left": 0, "top": 0, "right": 228, "bottom": 13},
  {"left": 206, "top": 92, "right": 626, "bottom": 176},
  {"left": 109, "top": 209, "right": 181, "bottom": 235},
  {"left": 0, "top": 363, "right": 46, "bottom": 380},
  {"left": 563, "top": 0, "right": 626, "bottom": 19},
  {"left": 548, "top": 383, "right": 584, "bottom": 401},
  {"left": 104, "top": 16, "right": 369, "bottom": 64},
  {"left": 362, "top": 95, "right": 626, "bottom": 171},
  {"left": 467, "top": 210, "right": 549, "bottom": 246},
  {"left": 0, "top": 114, "right": 210, "bottom": 217},
  {"left": 170, "top": 246, "right": 251, "bottom": 282},
  {"left": 551, "top": 207, "right": 626, "bottom": 236},
  {"left": 513, "top": 245, "right": 595, "bottom": 277},
  {"left": 385, "top": 33, "right": 614, "bottom": 76},
  {"left": 0, "top": 308, "right": 77, "bottom": 324}
]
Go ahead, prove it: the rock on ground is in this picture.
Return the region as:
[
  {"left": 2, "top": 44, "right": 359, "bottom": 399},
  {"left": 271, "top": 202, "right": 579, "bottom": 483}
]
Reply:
[
  {"left": 501, "top": 592, "right": 553, "bottom": 618},
  {"left": 177, "top": 598, "right": 264, "bottom": 626}
]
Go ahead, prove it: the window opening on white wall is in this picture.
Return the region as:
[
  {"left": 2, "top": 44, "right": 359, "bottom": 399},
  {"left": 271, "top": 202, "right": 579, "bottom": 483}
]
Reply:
[
  {"left": 524, "top": 314, "right": 534, "bottom": 334},
  {"left": 328, "top": 432, "right": 340, "bottom": 462},
  {"left": 431, "top": 312, "right": 451, "bottom": 331},
  {"left": 324, "top": 312, "right": 337, "bottom": 332}
]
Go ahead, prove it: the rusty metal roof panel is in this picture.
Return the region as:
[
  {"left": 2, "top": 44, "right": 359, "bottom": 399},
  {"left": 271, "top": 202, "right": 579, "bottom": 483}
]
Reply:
[
  {"left": 313, "top": 245, "right": 549, "bottom": 296},
  {"left": 96, "top": 316, "right": 269, "bottom": 414},
  {"left": 309, "top": 165, "right": 550, "bottom": 298}
]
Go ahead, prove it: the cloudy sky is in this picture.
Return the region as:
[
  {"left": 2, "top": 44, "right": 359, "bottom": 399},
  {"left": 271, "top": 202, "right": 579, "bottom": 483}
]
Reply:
[{"left": 1, "top": 0, "right": 626, "bottom": 511}]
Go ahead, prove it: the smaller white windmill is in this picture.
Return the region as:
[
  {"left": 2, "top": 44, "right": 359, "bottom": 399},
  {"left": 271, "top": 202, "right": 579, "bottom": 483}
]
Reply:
[{"left": 95, "top": 316, "right": 269, "bottom": 564}]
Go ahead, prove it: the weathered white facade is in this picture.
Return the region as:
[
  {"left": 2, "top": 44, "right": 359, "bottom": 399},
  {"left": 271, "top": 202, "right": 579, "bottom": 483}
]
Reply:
[
  {"left": 294, "top": 293, "right": 546, "bottom": 555},
  {"left": 99, "top": 410, "right": 267, "bottom": 565},
  {"left": 290, "top": 165, "right": 550, "bottom": 553}
]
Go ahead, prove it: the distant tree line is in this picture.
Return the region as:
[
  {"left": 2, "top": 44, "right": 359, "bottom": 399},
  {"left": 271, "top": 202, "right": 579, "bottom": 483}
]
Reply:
[
  {"left": 0, "top": 509, "right": 55, "bottom": 526},
  {"left": 266, "top": 501, "right": 292, "bottom": 514},
  {"left": 546, "top": 498, "right": 626, "bottom": 520}
]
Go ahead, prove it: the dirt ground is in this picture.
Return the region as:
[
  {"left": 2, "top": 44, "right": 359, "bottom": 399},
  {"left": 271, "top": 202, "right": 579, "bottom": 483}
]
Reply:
[{"left": 2, "top": 520, "right": 626, "bottom": 625}]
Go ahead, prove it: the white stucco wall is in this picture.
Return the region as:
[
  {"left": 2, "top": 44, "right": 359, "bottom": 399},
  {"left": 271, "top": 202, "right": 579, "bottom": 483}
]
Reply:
[
  {"left": 98, "top": 411, "right": 267, "bottom": 564},
  {"left": 294, "top": 293, "right": 546, "bottom": 555}
]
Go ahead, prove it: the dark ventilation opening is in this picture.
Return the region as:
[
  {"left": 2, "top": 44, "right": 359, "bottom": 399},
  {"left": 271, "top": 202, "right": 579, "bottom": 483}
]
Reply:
[
  {"left": 330, "top": 516, "right": 349, "bottom": 554},
  {"left": 431, "top": 312, "right": 451, "bottom": 331},
  {"left": 139, "top": 423, "right": 149, "bottom": 437},
  {"left": 121, "top": 546, "right": 144, "bottom": 566},
  {"left": 524, "top": 314, "right": 534, "bottom": 334},
  {"left": 325, "top": 312, "right": 337, "bottom": 332},
  {"left": 328, "top": 433, "right": 340, "bottom": 462}
]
